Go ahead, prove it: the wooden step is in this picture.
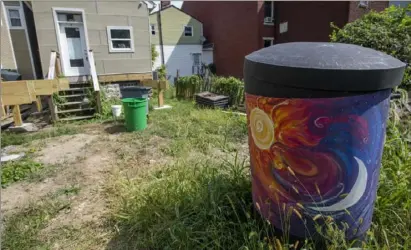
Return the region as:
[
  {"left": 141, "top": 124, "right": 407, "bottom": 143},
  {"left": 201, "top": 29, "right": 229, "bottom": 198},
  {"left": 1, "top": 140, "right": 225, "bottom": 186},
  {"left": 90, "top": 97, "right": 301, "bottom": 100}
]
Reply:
[
  {"left": 60, "top": 94, "right": 87, "bottom": 98},
  {"left": 63, "top": 87, "right": 92, "bottom": 91},
  {"left": 57, "top": 108, "right": 95, "bottom": 114},
  {"left": 59, "top": 101, "right": 87, "bottom": 106},
  {"left": 59, "top": 115, "right": 95, "bottom": 121}
]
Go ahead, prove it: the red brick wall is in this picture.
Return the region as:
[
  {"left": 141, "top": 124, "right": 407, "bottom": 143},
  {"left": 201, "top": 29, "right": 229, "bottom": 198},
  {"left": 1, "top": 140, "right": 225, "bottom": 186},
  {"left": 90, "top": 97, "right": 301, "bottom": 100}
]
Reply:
[
  {"left": 348, "top": 1, "right": 389, "bottom": 22},
  {"left": 275, "top": 1, "right": 349, "bottom": 43},
  {"left": 182, "top": 2, "right": 260, "bottom": 78}
]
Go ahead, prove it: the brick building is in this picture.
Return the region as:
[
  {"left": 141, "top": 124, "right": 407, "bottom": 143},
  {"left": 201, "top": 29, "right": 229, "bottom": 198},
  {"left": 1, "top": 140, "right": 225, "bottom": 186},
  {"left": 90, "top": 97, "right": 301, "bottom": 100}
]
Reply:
[{"left": 182, "top": 1, "right": 388, "bottom": 78}]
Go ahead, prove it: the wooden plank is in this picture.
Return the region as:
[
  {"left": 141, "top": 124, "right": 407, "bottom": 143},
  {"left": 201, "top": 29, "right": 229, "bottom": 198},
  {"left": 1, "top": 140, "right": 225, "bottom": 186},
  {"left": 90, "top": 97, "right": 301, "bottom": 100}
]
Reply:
[
  {"left": 1, "top": 81, "right": 36, "bottom": 106},
  {"left": 1, "top": 105, "right": 6, "bottom": 120},
  {"left": 55, "top": 53, "right": 62, "bottom": 77},
  {"left": 87, "top": 50, "right": 100, "bottom": 91},
  {"left": 95, "top": 91, "right": 102, "bottom": 114},
  {"left": 33, "top": 79, "right": 59, "bottom": 95},
  {"left": 47, "top": 96, "right": 58, "bottom": 121},
  {"left": 57, "top": 78, "right": 70, "bottom": 90},
  {"left": 35, "top": 96, "right": 42, "bottom": 112},
  {"left": 141, "top": 79, "right": 168, "bottom": 89},
  {"left": 12, "top": 105, "right": 23, "bottom": 126},
  {"left": 98, "top": 73, "right": 153, "bottom": 83},
  {"left": 48, "top": 51, "right": 57, "bottom": 79},
  {"left": 158, "top": 84, "right": 164, "bottom": 107}
]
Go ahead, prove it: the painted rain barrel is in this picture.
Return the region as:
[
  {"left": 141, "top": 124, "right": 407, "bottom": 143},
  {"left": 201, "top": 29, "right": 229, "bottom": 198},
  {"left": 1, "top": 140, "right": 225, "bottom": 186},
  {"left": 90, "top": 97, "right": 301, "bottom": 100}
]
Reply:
[{"left": 243, "top": 42, "right": 406, "bottom": 240}]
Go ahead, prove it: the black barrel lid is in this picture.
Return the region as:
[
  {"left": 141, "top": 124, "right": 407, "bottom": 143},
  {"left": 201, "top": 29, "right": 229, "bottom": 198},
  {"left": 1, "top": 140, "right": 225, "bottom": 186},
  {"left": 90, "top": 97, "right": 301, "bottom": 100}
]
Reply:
[{"left": 244, "top": 42, "right": 406, "bottom": 96}]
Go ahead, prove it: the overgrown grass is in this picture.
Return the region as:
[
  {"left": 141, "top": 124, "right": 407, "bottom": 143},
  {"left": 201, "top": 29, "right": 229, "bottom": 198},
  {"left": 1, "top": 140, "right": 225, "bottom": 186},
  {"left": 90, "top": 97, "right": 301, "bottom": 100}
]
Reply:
[
  {"left": 2, "top": 198, "right": 71, "bottom": 250},
  {"left": 143, "top": 99, "right": 247, "bottom": 156},
  {"left": 108, "top": 99, "right": 411, "bottom": 249},
  {"left": 1, "top": 125, "right": 81, "bottom": 147}
]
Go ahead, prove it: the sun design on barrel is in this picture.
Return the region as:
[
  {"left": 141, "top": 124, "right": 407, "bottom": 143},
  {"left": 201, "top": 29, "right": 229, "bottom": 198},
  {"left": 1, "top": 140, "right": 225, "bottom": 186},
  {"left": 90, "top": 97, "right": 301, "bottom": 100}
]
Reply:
[
  {"left": 250, "top": 108, "right": 274, "bottom": 150},
  {"left": 246, "top": 91, "right": 390, "bottom": 239}
]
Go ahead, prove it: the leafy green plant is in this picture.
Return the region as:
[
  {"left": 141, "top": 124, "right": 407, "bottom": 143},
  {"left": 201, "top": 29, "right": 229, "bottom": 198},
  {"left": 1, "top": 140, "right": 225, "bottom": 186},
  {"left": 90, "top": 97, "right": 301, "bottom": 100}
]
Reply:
[
  {"left": 151, "top": 45, "right": 159, "bottom": 67},
  {"left": 330, "top": 4, "right": 411, "bottom": 89},
  {"left": 95, "top": 87, "right": 122, "bottom": 119},
  {"left": 1, "top": 159, "right": 45, "bottom": 187},
  {"left": 157, "top": 65, "right": 167, "bottom": 81},
  {"left": 52, "top": 93, "right": 67, "bottom": 106}
]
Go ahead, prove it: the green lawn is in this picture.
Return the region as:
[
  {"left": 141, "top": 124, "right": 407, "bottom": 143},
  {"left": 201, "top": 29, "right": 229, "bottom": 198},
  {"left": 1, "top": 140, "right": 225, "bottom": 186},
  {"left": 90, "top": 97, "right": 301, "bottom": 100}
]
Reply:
[{"left": 2, "top": 97, "right": 410, "bottom": 249}]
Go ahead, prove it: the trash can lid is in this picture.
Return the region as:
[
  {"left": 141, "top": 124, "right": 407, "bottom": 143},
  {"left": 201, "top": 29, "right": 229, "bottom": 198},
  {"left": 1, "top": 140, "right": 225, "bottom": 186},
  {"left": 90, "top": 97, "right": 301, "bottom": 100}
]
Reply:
[
  {"left": 244, "top": 42, "right": 406, "bottom": 94},
  {"left": 121, "top": 86, "right": 152, "bottom": 91},
  {"left": 122, "top": 98, "right": 147, "bottom": 103}
]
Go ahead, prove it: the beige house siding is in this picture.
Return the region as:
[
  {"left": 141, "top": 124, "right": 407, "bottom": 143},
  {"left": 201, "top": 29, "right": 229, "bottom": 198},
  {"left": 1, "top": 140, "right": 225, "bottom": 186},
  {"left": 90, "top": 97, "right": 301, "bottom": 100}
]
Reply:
[
  {"left": 4, "top": 1, "right": 35, "bottom": 79},
  {"left": 0, "top": 2, "right": 16, "bottom": 70},
  {"left": 149, "top": 7, "right": 203, "bottom": 45},
  {"left": 10, "top": 30, "right": 34, "bottom": 79},
  {"left": 32, "top": 0, "right": 152, "bottom": 77}
]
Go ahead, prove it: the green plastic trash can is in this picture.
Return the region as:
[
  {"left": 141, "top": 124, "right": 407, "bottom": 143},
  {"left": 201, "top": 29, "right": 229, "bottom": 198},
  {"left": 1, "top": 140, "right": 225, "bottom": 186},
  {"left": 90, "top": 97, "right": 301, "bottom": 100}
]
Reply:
[{"left": 122, "top": 98, "right": 147, "bottom": 132}]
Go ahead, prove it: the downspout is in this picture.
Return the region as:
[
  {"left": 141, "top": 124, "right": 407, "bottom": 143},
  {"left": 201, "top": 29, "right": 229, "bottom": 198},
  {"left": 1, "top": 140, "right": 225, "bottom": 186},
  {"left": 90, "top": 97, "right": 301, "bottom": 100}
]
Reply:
[{"left": 156, "top": 3, "right": 165, "bottom": 65}]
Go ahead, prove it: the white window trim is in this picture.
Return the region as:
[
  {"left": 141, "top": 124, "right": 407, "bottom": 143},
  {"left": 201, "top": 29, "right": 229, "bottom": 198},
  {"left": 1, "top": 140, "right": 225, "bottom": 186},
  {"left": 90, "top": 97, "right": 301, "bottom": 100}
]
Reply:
[
  {"left": 263, "top": 1, "right": 274, "bottom": 26},
  {"left": 183, "top": 25, "right": 193, "bottom": 37},
  {"left": 263, "top": 37, "right": 274, "bottom": 47},
  {"left": 5, "top": 6, "right": 24, "bottom": 30},
  {"left": 107, "top": 26, "right": 135, "bottom": 53},
  {"left": 150, "top": 24, "right": 156, "bottom": 35}
]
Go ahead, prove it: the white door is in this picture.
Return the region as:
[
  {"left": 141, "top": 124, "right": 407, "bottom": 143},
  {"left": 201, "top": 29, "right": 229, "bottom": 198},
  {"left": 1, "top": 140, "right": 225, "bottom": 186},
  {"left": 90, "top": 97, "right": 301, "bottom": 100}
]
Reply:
[{"left": 59, "top": 22, "right": 89, "bottom": 76}]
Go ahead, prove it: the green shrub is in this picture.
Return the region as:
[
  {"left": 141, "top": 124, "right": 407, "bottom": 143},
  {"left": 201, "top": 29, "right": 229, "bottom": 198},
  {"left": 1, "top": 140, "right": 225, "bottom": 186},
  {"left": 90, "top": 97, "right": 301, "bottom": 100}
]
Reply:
[
  {"left": 211, "top": 76, "right": 244, "bottom": 106},
  {"left": 330, "top": 5, "right": 411, "bottom": 89},
  {"left": 175, "top": 75, "right": 204, "bottom": 99},
  {"left": 175, "top": 75, "right": 244, "bottom": 106}
]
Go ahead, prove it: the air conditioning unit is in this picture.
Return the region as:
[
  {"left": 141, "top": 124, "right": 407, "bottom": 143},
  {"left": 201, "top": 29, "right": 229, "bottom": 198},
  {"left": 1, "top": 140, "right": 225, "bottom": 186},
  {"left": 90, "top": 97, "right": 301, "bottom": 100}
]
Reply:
[{"left": 264, "top": 17, "right": 273, "bottom": 23}]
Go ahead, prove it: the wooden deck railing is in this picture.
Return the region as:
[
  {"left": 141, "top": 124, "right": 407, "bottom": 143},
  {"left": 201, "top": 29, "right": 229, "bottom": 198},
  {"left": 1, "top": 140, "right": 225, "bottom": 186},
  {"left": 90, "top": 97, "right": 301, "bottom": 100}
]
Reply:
[{"left": 87, "top": 50, "right": 102, "bottom": 113}]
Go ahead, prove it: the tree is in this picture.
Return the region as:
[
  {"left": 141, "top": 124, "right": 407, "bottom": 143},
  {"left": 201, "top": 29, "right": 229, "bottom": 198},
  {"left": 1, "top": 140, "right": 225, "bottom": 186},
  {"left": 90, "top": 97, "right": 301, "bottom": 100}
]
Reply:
[{"left": 330, "top": 5, "right": 411, "bottom": 89}]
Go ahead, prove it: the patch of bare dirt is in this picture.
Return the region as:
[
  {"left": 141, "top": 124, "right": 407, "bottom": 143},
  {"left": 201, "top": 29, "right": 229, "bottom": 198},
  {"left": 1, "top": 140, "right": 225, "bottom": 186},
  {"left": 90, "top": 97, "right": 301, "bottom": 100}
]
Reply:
[
  {"left": 35, "top": 134, "right": 97, "bottom": 165},
  {"left": 2, "top": 123, "right": 173, "bottom": 249}
]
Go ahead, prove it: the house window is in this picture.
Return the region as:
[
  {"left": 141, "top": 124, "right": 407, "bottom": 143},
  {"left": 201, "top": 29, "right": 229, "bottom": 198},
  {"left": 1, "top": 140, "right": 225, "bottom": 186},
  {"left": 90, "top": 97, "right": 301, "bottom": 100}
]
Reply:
[
  {"left": 6, "top": 7, "right": 23, "bottom": 28},
  {"left": 359, "top": 1, "right": 369, "bottom": 8},
  {"left": 193, "top": 53, "right": 201, "bottom": 65},
  {"left": 263, "top": 1, "right": 274, "bottom": 25},
  {"left": 107, "top": 26, "right": 134, "bottom": 53},
  {"left": 150, "top": 24, "right": 156, "bottom": 35},
  {"left": 184, "top": 26, "right": 193, "bottom": 37},
  {"left": 57, "top": 13, "right": 83, "bottom": 22},
  {"left": 263, "top": 37, "right": 274, "bottom": 48}
]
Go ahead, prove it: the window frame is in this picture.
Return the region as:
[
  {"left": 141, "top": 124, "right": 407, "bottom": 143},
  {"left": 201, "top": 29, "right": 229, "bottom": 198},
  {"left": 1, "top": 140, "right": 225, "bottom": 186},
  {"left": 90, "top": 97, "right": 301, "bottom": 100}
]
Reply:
[
  {"left": 192, "top": 53, "right": 202, "bottom": 66},
  {"left": 263, "top": 37, "right": 274, "bottom": 48},
  {"left": 183, "top": 25, "right": 193, "bottom": 37},
  {"left": 5, "top": 6, "right": 24, "bottom": 29},
  {"left": 359, "top": 1, "right": 369, "bottom": 8},
  {"left": 106, "top": 26, "right": 135, "bottom": 53},
  {"left": 150, "top": 24, "right": 156, "bottom": 35},
  {"left": 263, "top": 1, "right": 274, "bottom": 26}
]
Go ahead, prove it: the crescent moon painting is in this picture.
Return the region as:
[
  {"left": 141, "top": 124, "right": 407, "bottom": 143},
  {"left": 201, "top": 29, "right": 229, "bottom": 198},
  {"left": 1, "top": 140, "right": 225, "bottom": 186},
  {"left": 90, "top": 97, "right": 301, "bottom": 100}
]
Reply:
[
  {"left": 246, "top": 89, "right": 391, "bottom": 240},
  {"left": 308, "top": 157, "right": 367, "bottom": 212}
]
